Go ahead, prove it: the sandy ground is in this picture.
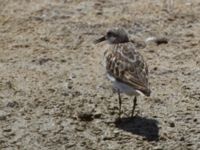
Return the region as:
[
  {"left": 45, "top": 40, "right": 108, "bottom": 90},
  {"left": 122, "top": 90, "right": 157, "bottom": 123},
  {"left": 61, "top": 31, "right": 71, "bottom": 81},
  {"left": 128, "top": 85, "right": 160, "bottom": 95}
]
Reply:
[{"left": 0, "top": 0, "right": 200, "bottom": 149}]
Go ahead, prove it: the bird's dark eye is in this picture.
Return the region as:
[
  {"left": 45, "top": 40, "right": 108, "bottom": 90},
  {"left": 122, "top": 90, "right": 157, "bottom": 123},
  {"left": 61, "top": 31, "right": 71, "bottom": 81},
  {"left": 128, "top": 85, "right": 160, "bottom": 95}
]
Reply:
[
  {"left": 107, "top": 31, "right": 113, "bottom": 36},
  {"left": 107, "top": 31, "right": 116, "bottom": 37}
]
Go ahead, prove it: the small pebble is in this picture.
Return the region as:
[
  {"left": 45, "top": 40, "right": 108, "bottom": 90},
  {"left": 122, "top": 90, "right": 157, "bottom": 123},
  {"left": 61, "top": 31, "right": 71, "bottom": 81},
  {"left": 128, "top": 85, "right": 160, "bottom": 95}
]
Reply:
[
  {"left": 7, "top": 101, "right": 18, "bottom": 108},
  {"left": 187, "top": 143, "right": 193, "bottom": 146},
  {"left": 60, "top": 59, "right": 66, "bottom": 63},
  {"left": 180, "top": 137, "right": 185, "bottom": 141},
  {"left": 153, "top": 67, "right": 158, "bottom": 71},
  {"left": 0, "top": 115, "right": 7, "bottom": 121},
  {"left": 103, "top": 136, "right": 113, "bottom": 141},
  {"left": 75, "top": 126, "right": 85, "bottom": 132},
  {"left": 153, "top": 146, "right": 163, "bottom": 150},
  {"left": 77, "top": 112, "right": 93, "bottom": 121},
  {"left": 3, "top": 128, "right": 12, "bottom": 132},
  {"left": 155, "top": 37, "right": 168, "bottom": 45},
  {"left": 169, "top": 122, "right": 175, "bottom": 127},
  {"left": 94, "top": 113, "right": 101, "bottom": 119},
  {"left": 193, "top": 118, "right": 197, "bottom": 122}
]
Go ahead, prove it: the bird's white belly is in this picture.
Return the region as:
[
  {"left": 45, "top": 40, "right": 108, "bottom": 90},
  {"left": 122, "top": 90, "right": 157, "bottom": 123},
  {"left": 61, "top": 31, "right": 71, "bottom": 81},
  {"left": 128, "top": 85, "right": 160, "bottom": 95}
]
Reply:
[{"left": 107, "top": 74, "right": 143, "bottom": 96}]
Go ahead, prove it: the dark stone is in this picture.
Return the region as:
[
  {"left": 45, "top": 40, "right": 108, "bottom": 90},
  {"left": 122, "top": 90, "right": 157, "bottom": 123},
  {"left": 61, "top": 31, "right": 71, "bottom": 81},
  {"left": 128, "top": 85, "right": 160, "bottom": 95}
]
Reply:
[
  {"left": 0, "top": 115, "right": 7, "bottom": 121},
  {"left": 169, "top": 122, "right": 175, "bottom": 127},
  {"left": 7, "top": 101, "right": 18, "bottom": 108},
  {"left": 180, "top": 137, "right": 185, "bottom": 141},
  {"left": 78, "top": 112, "right": 93, "bottom": 121}
]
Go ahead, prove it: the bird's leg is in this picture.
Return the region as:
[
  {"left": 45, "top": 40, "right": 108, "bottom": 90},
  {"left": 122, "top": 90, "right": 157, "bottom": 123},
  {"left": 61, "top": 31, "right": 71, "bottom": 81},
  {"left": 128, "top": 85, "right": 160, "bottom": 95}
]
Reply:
[
  {"left": 131, "top": 96, "right": 137, "bottom": 117},
  {"left": 117, "top": 89, "right": 122, "bottom": 119}
]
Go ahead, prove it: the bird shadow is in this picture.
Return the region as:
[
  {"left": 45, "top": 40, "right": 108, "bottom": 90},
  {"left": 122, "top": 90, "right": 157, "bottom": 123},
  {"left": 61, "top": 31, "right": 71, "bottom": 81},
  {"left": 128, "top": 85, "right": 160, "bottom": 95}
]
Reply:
[{"left": 115, "top": 116, "right": 159, "bottom": 141}]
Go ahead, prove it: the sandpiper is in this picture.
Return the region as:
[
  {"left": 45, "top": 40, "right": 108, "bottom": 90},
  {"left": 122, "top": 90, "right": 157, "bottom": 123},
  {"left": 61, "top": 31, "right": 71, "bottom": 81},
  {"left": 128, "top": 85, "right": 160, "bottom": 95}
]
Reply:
[{"left": 94, "top": 28, "right": 151, "bottom": 118}]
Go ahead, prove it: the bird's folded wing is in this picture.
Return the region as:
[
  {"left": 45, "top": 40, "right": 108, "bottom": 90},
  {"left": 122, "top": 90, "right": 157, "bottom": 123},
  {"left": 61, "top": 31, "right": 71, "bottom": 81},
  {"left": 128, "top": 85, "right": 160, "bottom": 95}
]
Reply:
[
  {"left": 122, "top": 70, "right": 150, "bottom": 96},
  {"left": 106, "top": 49, "right": 150, "bottom": 96}
]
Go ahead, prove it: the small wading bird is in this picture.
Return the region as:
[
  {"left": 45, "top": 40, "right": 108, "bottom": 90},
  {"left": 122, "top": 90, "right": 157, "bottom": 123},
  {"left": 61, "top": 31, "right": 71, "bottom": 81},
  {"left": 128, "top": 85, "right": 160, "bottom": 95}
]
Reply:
[{"left": 94, "top": 28, "right": 151, "bottom": 118}]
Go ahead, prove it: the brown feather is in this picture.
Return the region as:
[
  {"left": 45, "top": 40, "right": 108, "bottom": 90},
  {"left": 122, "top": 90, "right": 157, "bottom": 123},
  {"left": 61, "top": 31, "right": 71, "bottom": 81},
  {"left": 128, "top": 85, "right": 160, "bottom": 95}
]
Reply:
[{"left": 105, "top": 42, "right": 150, "bottom": 96}]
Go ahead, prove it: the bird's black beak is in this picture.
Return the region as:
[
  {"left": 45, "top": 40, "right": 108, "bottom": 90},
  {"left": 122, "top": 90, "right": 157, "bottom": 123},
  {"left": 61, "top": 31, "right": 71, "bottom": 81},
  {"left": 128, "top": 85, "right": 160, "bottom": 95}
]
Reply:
[{"left": 94, "top": 36, "right": 106, "bottom": 44}]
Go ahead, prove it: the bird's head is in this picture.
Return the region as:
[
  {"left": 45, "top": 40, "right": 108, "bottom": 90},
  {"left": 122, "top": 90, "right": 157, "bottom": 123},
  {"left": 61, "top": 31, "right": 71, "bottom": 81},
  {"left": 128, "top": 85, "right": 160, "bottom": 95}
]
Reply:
[{"left": 94, "top": 28, "right": 129, "bottom": 44}]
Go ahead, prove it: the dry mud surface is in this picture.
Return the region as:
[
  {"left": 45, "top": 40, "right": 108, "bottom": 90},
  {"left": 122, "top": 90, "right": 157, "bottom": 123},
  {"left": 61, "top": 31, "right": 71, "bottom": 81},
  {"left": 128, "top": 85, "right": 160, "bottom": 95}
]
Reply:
[{"left": 0, "top": 0, "right": 200, "bottom": 149}]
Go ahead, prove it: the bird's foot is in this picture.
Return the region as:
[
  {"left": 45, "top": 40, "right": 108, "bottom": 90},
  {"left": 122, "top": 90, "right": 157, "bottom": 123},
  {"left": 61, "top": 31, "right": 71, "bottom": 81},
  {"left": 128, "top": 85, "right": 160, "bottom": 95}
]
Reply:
[{"left": 131, "top": 109, "right": 140, "bottom": 118}]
